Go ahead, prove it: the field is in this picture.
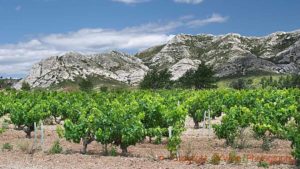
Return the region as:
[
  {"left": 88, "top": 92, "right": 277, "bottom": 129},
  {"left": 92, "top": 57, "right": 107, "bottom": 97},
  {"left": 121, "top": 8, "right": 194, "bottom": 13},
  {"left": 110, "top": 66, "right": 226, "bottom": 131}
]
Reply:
[
  {"left": 0, "top": 117, "right": 296, "bottom": 169},
  {"left": 0, "top": 89, "right": 300, "bottom": 168}
]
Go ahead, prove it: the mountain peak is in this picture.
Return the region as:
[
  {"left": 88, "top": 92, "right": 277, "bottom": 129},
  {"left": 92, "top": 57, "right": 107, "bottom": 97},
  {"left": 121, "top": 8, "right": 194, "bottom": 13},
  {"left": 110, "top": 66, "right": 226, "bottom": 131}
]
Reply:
[{"left": 16, "top": 29, "right": 300, "bottom": 89}]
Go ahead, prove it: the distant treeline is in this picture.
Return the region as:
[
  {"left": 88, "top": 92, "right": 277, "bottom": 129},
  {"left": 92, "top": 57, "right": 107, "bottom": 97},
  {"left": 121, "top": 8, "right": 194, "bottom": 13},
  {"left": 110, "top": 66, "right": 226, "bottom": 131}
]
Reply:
[{"left": 139, "top": 64, "right": 300, "bottom": 90}]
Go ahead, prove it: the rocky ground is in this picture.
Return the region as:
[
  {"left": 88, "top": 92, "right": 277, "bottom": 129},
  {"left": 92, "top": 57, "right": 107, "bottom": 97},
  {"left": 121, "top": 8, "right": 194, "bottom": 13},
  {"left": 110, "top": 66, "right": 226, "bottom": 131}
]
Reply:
[{"left": 0, "top": 117, "right": 297, "bottom": 169}]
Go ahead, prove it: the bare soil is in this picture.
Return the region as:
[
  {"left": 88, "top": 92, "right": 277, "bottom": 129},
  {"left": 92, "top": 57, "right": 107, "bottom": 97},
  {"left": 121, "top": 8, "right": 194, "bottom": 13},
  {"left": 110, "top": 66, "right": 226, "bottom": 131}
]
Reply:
[{"left": 0, "top": 117, "right": 297, "bottom": 169}]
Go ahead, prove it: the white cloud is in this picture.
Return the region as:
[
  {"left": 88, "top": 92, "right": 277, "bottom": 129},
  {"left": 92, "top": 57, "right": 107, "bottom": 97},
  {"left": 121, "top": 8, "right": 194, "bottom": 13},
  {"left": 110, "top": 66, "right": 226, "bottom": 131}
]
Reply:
[
  {"left": 112, "top": 0, "right": 149, "bottom": 4},
  {"left": 187, "top": 13, "right": 229, "bottom": 27},
  {"left": 41, "top": 28, "right": 174, "bottom": 51},
  {"left": 0, "top": 14, "right": 228, "bottom": 77},
  {"left": 174, "top": 0, "right": 203, "bottom": 4}
]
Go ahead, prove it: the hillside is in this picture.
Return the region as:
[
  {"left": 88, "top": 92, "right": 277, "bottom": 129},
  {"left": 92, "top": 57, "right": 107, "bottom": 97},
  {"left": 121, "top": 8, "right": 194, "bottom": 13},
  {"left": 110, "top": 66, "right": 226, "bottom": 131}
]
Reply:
[
  {"left": 16, "top": 30, "right": 300, "bottom": 89},
  {"left": 136, "top": 31, "right": 300, "bottom": 80},
  {"left": 14, "top": 51, "right": 148, "bottom": 89}
]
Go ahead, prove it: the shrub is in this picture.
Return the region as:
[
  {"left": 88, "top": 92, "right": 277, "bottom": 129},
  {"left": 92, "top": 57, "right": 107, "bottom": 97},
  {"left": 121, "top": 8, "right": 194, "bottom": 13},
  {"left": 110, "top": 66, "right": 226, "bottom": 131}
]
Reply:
[
  {"left": 257, "top": 161, "right": 269, "bottom": 168},
  {"left": 261, "top": 137, "right": 272, "bottom": 151},
  {"left": 229, "top": 78, "right": 253, "bottom": 90},
  {"left": 17, "top": 140, "right": 32, "bottom": 154},
  {"left": 194, "top": 156, "right": 207, "bottom": 165},
  {"left": 153, "top": 136, "right": 162, "bottom": 145},
  {"left": 2, "top": 119, "right": 10, "bottom": 129},
  {"left": 0, "top": 128, "right": 5, "bottom": 134},
  {"left": 167, "top": 135, "right": 181, "bottom": 159},
  {"left": 210, "top": 153, "right": 221, "bottom": 165},
  {"left": 21, "top": 81, "right": 31, "bottom": 91},
  {"left": 79, "top": 78, "right": 93, "bottom": 92},
  {"left": 2, "top": 143, "right": 13, "bottom": 151},
  {"left": 110, "top": 146, "right": 117, "bottom": 156},
  {"left": 139, "top": 68, "right": 173, "bottom": 89},
  {"left": 100, "top": 86, "right": 108, "bottom": 92},
  {"left": 228, "top": 151, "right": 241, "bottom": 164},
  {"left": 56, "top": 125, "right": 65, "bottom": 139},
  {"left": 49, "top": 140, "right": 63, "bottom": 154}
]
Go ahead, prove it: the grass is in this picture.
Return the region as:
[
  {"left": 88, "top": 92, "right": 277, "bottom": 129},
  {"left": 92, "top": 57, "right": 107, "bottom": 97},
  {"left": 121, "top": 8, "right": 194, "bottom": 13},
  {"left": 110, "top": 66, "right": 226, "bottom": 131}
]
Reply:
[
  {"left": 210, "top": 153, "right": 221, "bottom": 165},
  {"left": 216, "top": 73, "right": 287, "bottom": 89},
  {"left": 17, "top": 140, "right": 33, "bottom": 154},
  {"left": 49, "top": 140, "right": 63, "bottom": 154},
  {"left": 0, "top": 128, "right": 5, "bottom": 134},
  {"left": 257, "top": 161, "right": 269, "bottom": 168},
  {"left": 2, "top": 143, "right": 13, "bottom": 151}
]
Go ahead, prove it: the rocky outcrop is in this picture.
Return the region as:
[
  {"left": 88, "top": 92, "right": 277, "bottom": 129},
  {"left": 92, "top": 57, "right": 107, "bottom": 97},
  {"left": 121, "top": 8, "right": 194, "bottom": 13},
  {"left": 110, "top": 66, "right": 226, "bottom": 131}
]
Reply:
[
  {"left": 136, "top": 30, "right": 300, "bottom": 78},
  {"left": 15, "top": 30, "right": 300, "bottom": 89},
  {"left": 15, "top": 51, "right": 149, "bottom": 89},
  {"left": 169, "top": 58, "right": 201, "bottom": 80}
]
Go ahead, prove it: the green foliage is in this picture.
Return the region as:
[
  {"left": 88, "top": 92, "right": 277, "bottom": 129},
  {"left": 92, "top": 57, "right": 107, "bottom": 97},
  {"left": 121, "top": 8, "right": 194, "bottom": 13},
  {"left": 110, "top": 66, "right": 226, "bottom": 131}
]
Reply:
[
  {"left": 49, "top": 140, "right": 63, "bottom": 154},
  {"left": 21, "top": 81, "right": 31, "bottom": 91},
  {"left": 62, "top": 92, "right": 148, "bottom": 154},
  {"left": 185, "top": 90, "right": 224, "bottom": 129},
  {"left": 167, "top": 128, "right": 183, "bottom": 158},
  {"left": 95, "top": 97, "right": 145, "bottom": 154},
  {"left": 64, "top": 109, "right": 96, "bottom": 153},
  {"left": 0, "top": 128, "right": 5, "bottom": 134},
  {"left": 79, "top": 78, "right": 94, "bottom": 92},
  {"left": 229, "top": 78, "right": 253, "bottom": 90},
  {"left": 2, "top": 143, "right": 13, "bottom": 151},
  {"left": 288, "top": 131, "right": 300, "bottom": 166},
  {"left": 56, "top": 125, "right": 65, "bottom": 139},
  {"left": 109, "top": 146, "right": 117, "bottom": 156},
  {"left": 257, "top": 161, "right": 269, "bottom": 168},
  {"left": 139, "top": 68, "right": 173, "bottom": 89},
  {"left": 214, "top": 106, "right": 252, "bottom": 146},
  {"left": 177, "top": 63, "right": 216, "bottom": 89},
  {"left": 9, "top": 92, "right": 51, "bottom": 138},
  {"left": 1, "top": 88, "right": 300, "bottom": 165},
  {"left": 260, "top": 75, "right": 300, "bottom": 89},
  {"left": 100, "top": 86, "right": 108, "bottom": 92},
  {"left": 252, "top": 90, "right": 297, "bottom": 151},
  {"left": 0, "top": 92, "right": 13, "bottom": 118}
]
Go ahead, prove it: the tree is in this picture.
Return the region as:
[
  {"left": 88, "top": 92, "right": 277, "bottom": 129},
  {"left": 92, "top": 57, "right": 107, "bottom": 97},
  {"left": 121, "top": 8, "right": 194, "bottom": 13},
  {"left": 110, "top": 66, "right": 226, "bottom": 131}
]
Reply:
[
  {"left": 260, "top": 75, "right": 300, "bottom": 89},
  {"left": 21, "top": 81, "right": 31, "bottom": 91},
  {"left": 178, "top": 63, "right": 215, "bottom": 89},
  {"left": 176, "top": 69, "right": 194, "bottom": 88},
  {"left": 79, "top": 78, "right": 93, "bottom": 92},
  {"left": 139, "top": 68, "right": 173, "bottom": 89},
  {"left": 230, "top": 78, "right": 253, "bottom": 90},
  {"left": 289, "top": 74, "right": 300, "bottom": 88}
]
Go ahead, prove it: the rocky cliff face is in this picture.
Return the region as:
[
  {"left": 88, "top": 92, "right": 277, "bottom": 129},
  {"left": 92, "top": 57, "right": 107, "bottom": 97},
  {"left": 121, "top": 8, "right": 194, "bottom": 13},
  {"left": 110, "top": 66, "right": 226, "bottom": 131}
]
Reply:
[
  {"left": 15, "top": 51, "right": 148, "bottom": 89},
  {"left": 16, "top": 30, "right": 300, "bottom": 88},
  {"left": 136, "top": 30, "right": 300, "bottom": 80}
]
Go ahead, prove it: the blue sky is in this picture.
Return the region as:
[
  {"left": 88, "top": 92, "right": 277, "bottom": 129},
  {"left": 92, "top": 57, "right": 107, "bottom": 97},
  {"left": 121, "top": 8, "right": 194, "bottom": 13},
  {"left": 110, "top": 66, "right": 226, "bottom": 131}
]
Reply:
[{"left": 1, "top": 0, "right": 300, "bottom": 77}]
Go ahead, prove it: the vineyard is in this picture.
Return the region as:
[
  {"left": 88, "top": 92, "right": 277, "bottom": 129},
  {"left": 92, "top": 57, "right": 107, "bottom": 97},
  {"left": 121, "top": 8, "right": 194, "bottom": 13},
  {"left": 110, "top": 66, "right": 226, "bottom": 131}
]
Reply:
[{"left": 0, "top": 89, "right": 300, "bottom": 168}]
